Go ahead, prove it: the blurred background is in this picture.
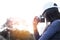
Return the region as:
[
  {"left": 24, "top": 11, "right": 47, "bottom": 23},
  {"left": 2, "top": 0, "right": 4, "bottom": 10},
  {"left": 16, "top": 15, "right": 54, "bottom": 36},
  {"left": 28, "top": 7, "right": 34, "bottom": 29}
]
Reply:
[{"left": 0, "top": 0, "right": 60, "bottom": 40}]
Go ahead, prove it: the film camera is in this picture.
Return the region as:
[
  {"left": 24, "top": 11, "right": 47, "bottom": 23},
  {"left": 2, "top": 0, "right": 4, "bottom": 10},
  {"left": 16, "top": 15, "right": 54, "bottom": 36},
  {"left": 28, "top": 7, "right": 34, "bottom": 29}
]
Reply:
[{"left": 38, "top": 15, "right": 45, "bottom": 22}]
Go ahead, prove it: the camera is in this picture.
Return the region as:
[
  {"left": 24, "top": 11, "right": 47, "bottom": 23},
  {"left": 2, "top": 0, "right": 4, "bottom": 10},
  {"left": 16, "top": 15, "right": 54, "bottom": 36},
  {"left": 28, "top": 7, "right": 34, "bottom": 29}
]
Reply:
[{"left": 38, "top": 15, "right": 45, "bottom": 22}]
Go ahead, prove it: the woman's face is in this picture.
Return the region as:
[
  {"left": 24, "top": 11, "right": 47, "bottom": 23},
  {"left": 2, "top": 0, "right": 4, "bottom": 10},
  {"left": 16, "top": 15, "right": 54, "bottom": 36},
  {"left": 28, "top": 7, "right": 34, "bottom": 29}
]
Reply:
[{"left": 43, "top": 13, "right": 50, "bottom": 22}]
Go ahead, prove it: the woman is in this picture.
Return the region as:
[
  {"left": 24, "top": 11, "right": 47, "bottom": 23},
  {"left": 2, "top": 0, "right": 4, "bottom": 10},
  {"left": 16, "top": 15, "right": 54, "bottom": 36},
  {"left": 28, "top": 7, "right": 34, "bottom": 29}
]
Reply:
[{"left": 33, "top": 5, "right": 60, "bottom": 40}]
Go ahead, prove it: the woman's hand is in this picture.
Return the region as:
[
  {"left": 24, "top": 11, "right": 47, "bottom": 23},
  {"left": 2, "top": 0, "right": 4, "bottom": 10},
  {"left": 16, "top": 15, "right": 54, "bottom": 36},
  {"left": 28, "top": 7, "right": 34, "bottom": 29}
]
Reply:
[{"left": 33, "top": 16, "right": 40, "bottom": 27}]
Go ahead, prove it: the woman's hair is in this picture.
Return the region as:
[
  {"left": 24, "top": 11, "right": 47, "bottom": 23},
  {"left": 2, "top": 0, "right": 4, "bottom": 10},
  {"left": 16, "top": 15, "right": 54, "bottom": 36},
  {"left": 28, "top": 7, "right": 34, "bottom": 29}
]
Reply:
[{"left": 42, "top": 7, "right": 60, "bottom": 22}]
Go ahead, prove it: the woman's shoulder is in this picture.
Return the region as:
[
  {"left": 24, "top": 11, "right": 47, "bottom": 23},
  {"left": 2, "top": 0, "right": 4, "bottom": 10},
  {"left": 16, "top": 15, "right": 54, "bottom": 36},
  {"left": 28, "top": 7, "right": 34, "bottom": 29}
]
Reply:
[
  {"left": 52, "top": 19, "right": 60, "bottom": 24},
  {"left": 49, "top": 19, "right": 60, "bottom": 30},
  {"left": 48, "top": 19, "right": 60, "bottom": 27}
]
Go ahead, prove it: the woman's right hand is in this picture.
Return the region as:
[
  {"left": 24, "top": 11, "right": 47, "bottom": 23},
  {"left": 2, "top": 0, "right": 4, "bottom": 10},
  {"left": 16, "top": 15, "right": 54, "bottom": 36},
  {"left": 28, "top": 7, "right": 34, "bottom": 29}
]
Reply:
[{"left": 33, "top": 16, "right": 40, "bottom": 27}]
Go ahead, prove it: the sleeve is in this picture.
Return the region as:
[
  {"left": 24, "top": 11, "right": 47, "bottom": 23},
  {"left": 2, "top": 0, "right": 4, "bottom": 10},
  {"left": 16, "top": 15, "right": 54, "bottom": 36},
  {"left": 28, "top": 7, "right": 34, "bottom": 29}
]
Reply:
[{"left": 39, "top": 20, "right": 60, "bottom": 40}]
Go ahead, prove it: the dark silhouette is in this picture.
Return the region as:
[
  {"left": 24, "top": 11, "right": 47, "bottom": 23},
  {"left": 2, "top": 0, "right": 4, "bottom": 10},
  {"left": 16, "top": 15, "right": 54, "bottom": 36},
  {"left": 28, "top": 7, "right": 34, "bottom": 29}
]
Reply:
[{"left": 33, "top": 3, "right": 60, "bottom": 40}]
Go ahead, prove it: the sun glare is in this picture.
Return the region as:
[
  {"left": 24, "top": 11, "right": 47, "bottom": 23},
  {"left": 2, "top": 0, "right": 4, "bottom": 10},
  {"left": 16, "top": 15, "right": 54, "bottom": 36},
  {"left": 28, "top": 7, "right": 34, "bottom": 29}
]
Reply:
[
  {"left": 0, "top": 0, "right": 59, "bottom": 35},
  {"left": 12, "top": 18, "right": 34, "bottom": 34}
]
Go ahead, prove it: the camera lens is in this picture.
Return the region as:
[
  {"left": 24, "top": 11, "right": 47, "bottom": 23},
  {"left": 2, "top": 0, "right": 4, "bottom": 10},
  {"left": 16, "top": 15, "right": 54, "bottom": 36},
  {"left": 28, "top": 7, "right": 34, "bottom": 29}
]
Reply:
[{"left": 39, "top": 15, "right": 45, "bottom": 22}]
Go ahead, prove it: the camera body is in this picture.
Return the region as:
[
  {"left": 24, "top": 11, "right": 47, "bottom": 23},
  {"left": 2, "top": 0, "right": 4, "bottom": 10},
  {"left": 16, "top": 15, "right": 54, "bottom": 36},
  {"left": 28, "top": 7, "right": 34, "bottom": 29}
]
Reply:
[{"left": 38, "top": 15, "right": 45, "bottom": 22}]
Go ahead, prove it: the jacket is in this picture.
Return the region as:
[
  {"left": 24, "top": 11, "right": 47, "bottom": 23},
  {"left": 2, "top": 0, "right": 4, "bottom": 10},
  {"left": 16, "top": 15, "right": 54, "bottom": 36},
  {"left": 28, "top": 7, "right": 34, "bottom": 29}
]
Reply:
[{"left": 39, "top": 19, "right": 60, "bottom": 40}]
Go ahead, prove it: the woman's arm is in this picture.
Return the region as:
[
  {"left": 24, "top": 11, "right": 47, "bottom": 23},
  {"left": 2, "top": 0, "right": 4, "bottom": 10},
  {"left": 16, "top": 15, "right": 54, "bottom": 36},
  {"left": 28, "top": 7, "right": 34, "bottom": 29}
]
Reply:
[{"left": 33, "top": 16, "right": 40, "bottom": 40}]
